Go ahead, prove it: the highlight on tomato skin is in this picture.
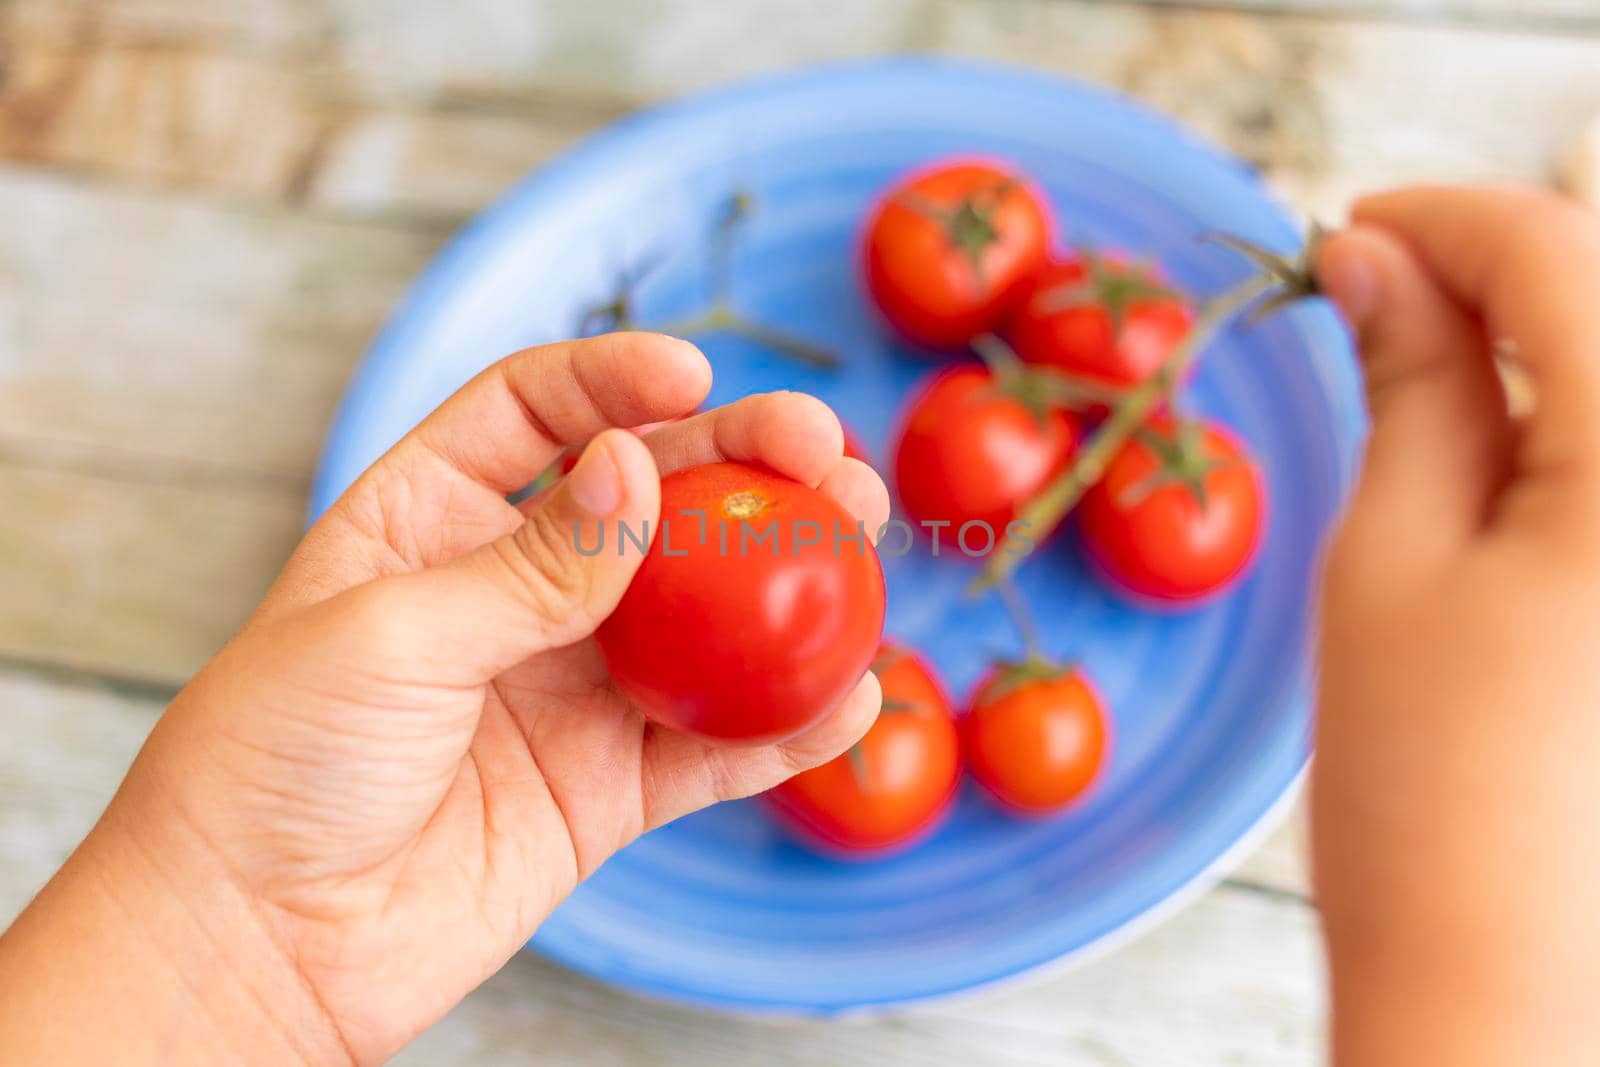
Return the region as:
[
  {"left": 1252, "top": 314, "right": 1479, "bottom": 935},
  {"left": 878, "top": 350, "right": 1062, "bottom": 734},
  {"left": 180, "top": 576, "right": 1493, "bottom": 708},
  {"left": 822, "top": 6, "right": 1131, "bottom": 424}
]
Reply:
[
  {"left": 963, "top": 663, "right": 1110, "bottom": 817},
  {"left": 862, "top": 157, "right": 1054, "bottom": 351},
  {"left": 891, "top": 365, "right": 1081, "bottom": 558},
  {"left": 1077, "top": 417, "right": 1266, "bottom": 607},
  {"left": 594, "top": 461, "right": 887, "bottom": 746},
  {"left": 765, "top": 642, "right": 960, "bottom": 856}
]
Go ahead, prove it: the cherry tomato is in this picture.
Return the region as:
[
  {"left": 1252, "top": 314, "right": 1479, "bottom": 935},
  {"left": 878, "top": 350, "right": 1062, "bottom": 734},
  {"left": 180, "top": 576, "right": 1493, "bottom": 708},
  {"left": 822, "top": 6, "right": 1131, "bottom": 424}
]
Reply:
[
  {"left": 766, "top": 643, "right": 959, "bottom": 854},
  {"left": 863, "top": 159, "right": 1053, "bottom": 350},
  {"left": 964, "top": 662, "right": 1109, "bottom": 815},
  {"left": 596, "top": 461, "right": 886, "bottom": 744},
  {"left": 1006, "top": 253, "right": 1193, "bottom": 396},
  {"left": 892, "top": 366, "right": 1080, "bottom": 557},
  {"left": 1078, "top": 417, "right": 1265, "bottom": 604}
]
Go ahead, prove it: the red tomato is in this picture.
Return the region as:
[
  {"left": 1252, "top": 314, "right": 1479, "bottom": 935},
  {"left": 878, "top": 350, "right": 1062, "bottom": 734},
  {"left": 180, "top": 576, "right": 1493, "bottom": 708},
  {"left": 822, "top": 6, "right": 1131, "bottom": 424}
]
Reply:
[
  {"left": 1078, "top": 418, "right": 1265, "bottom": 604},
  {"left": 596, "top": 462, "right": 886, "bottom": 744},
  {"left": 863, "top": 159, "right": 1053, "bottom": 350},
  {"left": 964, "top": 662, "right": 1109, "bottom": 815},
  {"left": 1006, "top": 254, "right": 1193, "bottom": 395},
  {"left": 766, "top": 643, "right": 960, "bottom": 854},
  {"left": 892, "top": 366, "right": 1080, "bottom": 557}
]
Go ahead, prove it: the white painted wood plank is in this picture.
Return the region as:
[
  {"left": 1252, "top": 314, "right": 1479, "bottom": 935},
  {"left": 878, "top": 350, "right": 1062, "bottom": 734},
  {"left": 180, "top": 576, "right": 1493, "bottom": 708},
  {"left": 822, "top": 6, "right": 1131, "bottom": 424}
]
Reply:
[
  {"left": 306, "top": 106, "right": 602, "bottom": 222},
  {"left": 2, "top": 0, "right": 325, "bottom": 52},
  {"left": 1229, "top": 797, "right": 1310, "bottom": 898},
  {"left": 9, "top": 0, "right": 1592, "bottom": 70},
  {"left": 0, "top": 671, "right": 161, "bottom": 920},
  {"left": 0, "top": 167, "right": 438, "bottom": 484},
  {"left": 3, "top": 3, "right": 1596, "bottom": 233},
  {"left": 323, "top": 0, "right": 930, "bottom": 107},
  {"left": 0, "top": 39, "right": 329, "bottom": 200},
  {"left": 1141, "top": 0, "right": 1597, "bottom": 23},
  {"left": 0, "top": 461, "right": 302, "bottom": 683}
]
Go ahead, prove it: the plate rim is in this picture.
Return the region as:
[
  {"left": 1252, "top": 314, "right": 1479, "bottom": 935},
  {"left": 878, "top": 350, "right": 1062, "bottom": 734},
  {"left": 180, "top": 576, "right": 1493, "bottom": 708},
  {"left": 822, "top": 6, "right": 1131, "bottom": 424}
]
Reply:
[{"left": 309, "top": 54, "right": 1358, "bottom": 1017}]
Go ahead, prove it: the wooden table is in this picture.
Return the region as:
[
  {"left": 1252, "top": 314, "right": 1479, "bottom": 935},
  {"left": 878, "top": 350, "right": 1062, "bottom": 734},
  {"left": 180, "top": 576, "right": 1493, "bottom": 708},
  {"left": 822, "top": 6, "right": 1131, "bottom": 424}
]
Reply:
[{"left": 2, "top": 2, "right": 1595, "bottom": 1063}]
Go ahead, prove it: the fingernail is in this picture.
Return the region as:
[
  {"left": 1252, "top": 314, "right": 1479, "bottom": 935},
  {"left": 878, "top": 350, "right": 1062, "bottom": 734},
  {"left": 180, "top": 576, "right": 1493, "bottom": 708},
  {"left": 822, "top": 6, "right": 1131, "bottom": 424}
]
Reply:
[
  {"left": 567, "top": 436, "right": 623, "bottom": 516},
  {"left": 1317, "top": 240, "right": 1379, "bottom": 329}
]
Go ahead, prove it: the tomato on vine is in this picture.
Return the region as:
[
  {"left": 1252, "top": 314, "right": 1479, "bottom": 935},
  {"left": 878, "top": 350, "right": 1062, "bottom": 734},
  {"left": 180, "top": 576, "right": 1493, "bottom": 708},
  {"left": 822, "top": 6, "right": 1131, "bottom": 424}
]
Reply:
[
  {"left": 596, "top": 462, "right": 886, "bottom": 744},
  {"left": 893, "top": 365, "right": 1081, "bottom": 557},
  {"left": 1078, "top": 416, "right": 1265, "bottom": 604},
  {"left": 1006, "top": 251, "right": 1193, "bottom": 398},
  {"left": 964, "top": 659, "right": 1110, "bottom": 815},
  {"left": 766, "top": 643, "right": 959, "bottom": 854},
  {"left": 863, "top": 160, "right": 1053, "bottom": 349}
]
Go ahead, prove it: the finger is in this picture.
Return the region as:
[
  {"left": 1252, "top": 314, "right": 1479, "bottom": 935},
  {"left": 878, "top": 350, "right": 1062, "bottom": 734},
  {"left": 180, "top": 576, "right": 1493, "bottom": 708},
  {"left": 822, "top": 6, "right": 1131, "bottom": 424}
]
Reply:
[
  {"left": 392, "top": 332, "right": 709, "bottom": 496},
  {"left": 638, "top": 670, "right": 882, "bottom": 831},
  {"left": 640, "top": 392, "right": 889, "bottom": 532},
  {"left": 523, "top": 392, "right": 891, "bottom": 532},
  {"left": 1316, "top": 226, "right": 1511, "bottom": 553},
  {"left": 818, "top": 458, "right": 892, "bottom": 544},
  {"left": 515, "top": 453, "right": 890, "bottom": 539},
  {"left": 1353, "top": 186, "right": 1600, "bottom": 491},
  {"left": 346, "top": 428, "right": 661, "bottom": 685},
  {"left": 642, "top": 390, "right": 844, "bottom": 487}
]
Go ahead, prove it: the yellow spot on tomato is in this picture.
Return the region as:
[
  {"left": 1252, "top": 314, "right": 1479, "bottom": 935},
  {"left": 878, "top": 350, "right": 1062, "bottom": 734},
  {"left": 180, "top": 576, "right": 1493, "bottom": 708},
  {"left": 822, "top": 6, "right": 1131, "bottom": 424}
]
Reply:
[{"left": 721, "top": 489, "right": 769, "bottom": 520}]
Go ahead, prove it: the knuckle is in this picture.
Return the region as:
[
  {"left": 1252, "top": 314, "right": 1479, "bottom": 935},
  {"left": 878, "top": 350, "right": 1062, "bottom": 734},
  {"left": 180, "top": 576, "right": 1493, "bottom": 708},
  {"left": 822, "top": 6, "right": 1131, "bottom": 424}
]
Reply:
[
  {"left": 498, "top": 507, "right": 594, "bottom": 626},
  {"left": 342, "top": 580, "right": 428, "bottom": 662},
  {"left": 1516, "top": 191, "right": 1600, "bottom": 260}
]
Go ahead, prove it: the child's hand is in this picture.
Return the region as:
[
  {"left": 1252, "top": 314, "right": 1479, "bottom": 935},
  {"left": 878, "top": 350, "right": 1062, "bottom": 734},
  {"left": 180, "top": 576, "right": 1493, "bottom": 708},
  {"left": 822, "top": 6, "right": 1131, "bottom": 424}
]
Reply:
[
  {"left": 1314, "top": 188, "right": 1600, "bottom": 1066},
  {"left": 0, "top": 333, "right": 888, "bottom": 1066}
]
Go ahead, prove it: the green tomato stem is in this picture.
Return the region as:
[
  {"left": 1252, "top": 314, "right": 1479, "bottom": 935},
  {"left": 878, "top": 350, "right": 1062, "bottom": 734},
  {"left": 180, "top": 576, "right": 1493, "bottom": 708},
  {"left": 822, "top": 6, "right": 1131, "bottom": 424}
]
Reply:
[
  {"left": 971, "top": 271, "right": 1277, "bottom": 594},
  {"left": 995, "top": 575, "right": 1045, "bottom": 660},
  {"left": 652, "top": 304, "right": 841, "bottom": 369}
]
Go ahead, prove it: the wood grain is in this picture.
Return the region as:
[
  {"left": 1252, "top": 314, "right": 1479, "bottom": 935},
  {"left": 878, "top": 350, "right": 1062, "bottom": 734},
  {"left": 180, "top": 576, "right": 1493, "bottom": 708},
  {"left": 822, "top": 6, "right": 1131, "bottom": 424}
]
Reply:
[
  {"left": 307, "top": 105, "right": 603, "bottom": 223},
  {"left": 0, "top": 3, "right": 1593, "bottom": 229},
  {"left": 1138, "top": 0, "right": 1599, "bottom": 27},
  {"left": 0, "top": 461, "right": 302, "bottom": 684},
  {"left": 0, "top": 167, "right": 438, "bottom": 485},
  {"left": 0, "top": 670, "right": 160, "bottom": 916},
  {"left": 0, "top": 40, "right": 330, "bottom": 200}
]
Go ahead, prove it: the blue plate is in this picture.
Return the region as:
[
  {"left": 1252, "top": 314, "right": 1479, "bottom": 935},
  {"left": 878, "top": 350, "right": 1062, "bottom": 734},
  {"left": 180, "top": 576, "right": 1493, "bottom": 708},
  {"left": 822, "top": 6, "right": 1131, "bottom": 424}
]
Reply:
[{"left": 311, "top": 57, "right": 1364, "bottom": 1015}]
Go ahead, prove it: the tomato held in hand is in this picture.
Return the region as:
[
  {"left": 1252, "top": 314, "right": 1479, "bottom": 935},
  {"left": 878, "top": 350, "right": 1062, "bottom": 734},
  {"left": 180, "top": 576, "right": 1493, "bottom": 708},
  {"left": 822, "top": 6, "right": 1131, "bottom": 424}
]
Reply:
[
  {"left": 893, "top": 366, "right": 1080, "bottom": 557},
  {"left": 863, "top": 159, "right": 1053, "bottom": 350},
  {"left": 964, "top": 661, "right": 1109, "bottom": 815},
  {"left": 1006, "top": 253, "right": 1193, "bottom": 396},
  {"left": 766, "top": 643, "right": 959, "bottom": 854},
  {"left": 596, "top": 462, "right": 886, "bottom": 744},
  {"left": 1078, "top": 418, "right": 1265, "bottom": 605}
]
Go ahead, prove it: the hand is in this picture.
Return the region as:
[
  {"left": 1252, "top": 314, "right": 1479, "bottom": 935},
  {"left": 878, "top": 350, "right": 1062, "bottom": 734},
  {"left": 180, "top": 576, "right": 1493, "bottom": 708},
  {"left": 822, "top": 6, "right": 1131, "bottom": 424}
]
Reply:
[
  {"left": 0, "top": 333, "right": 888, "bottom": 1066},
  {"left": 1313, "top": 188, "right": 1600, "bottom": 1066}
]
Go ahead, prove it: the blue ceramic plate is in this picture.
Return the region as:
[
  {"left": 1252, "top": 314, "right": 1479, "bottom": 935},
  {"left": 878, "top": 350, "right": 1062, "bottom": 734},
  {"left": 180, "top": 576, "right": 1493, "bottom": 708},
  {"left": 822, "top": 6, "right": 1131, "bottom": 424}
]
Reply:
[{"left": 311, "top": 57, "right": 1364, "bottom": 1015}]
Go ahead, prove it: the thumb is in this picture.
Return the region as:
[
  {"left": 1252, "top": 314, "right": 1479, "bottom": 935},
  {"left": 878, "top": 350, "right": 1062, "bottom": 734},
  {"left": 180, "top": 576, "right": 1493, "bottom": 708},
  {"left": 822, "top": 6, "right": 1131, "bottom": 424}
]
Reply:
[
  {"left": 356, "top": 428, "right": 661, "bottom": 684},
  {"left": 1317, "top": 226, "right": 1511, "bottom": 557}
]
